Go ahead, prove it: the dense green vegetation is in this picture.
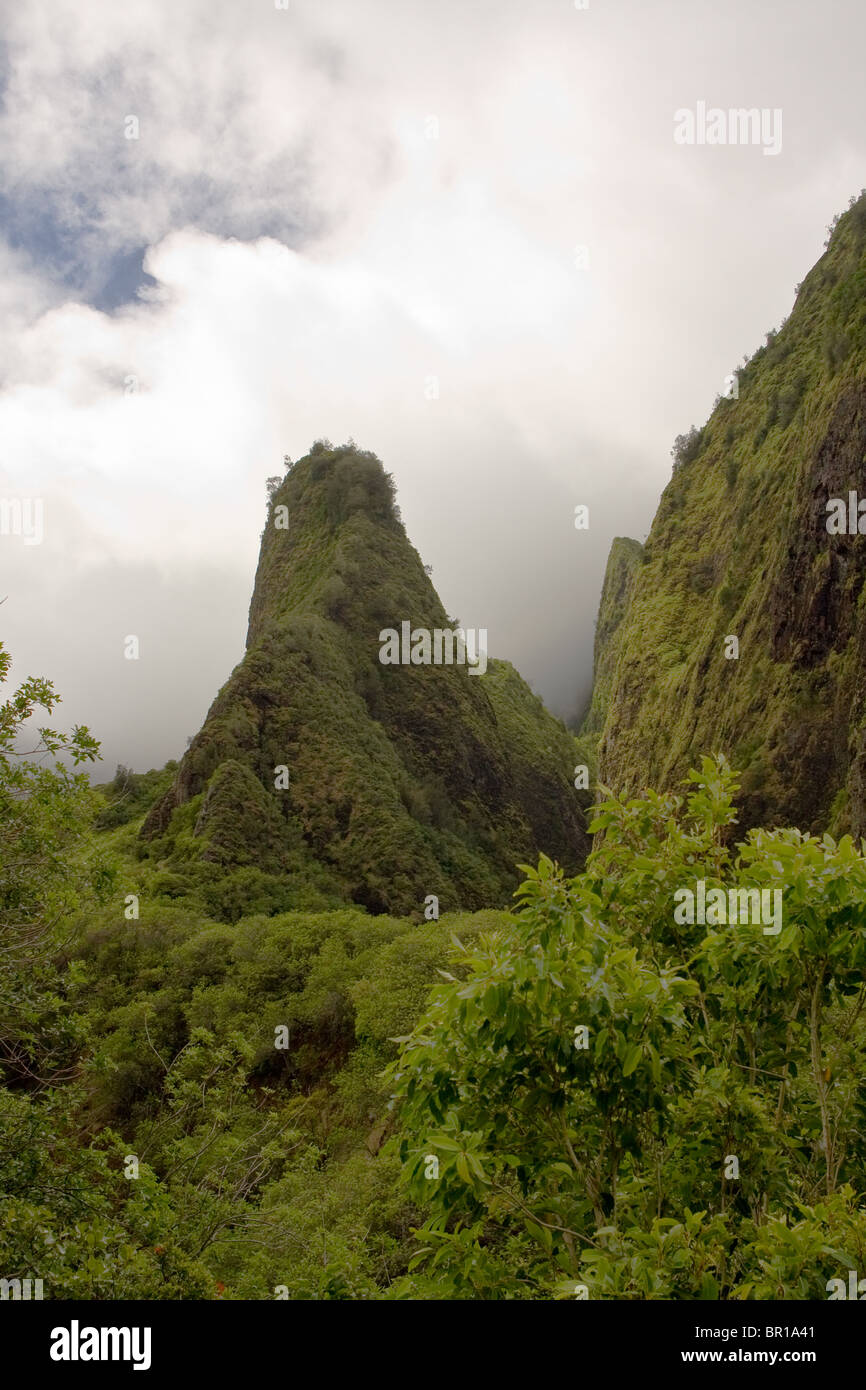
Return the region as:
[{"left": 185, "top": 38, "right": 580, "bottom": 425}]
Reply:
[
  {"left": 141, "top": 441, "right": 588, "bottom": 919},
  {"left": 0, "top": 642, "right": 509, "bottom": 1297},
  {"left": 596, "top": 189, "right": 866, "bottom": 839},
  {"left": 5, "top": 196, "right": 866, "bottom": 1303},
  {"left": 392, "top": 757, "right": 866, "bottom": 1298},
  {"left": 3, "top": 641, "right": 866, "bottom": 1300}
]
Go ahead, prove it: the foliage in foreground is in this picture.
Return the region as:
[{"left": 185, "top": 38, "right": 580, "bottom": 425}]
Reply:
[
  {"left": 2, "top": 638, "right": 865, "bottom": 1299},
  {"left": 389, "top": 758, "right": 866, "bottom": 1298}
]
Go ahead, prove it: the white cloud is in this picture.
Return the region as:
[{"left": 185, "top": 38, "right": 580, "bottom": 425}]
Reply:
[{"left": 1, "top": 0, "right": 865, "bottom": 770}]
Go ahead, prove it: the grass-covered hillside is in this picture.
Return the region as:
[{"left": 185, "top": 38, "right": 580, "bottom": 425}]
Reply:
[
  {"left": 594, "top": 190, "right": 866, "bottom": 838},
  {"left": 140, "top": 441, "right": 589, "bottom": 919}
]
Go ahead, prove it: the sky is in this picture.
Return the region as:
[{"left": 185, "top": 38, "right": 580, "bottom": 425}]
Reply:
[{"left": 1, "top": 0, "right": 865, "bottom": 775}]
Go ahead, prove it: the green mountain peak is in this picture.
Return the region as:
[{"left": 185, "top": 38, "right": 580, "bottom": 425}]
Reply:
[{"left": 142, "top": 440, "right": 589, "bottom": 917}]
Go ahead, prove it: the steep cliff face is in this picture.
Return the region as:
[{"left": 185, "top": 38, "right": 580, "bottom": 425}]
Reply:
[
  {"left": 143, "top": 441, "right": 589, "bottom": 915},
  {"left": 595, "top": 191, "right": 866, "bottom": 837},
  {"left": 581, "top": 537, "right": 644, "bottom": 738}
]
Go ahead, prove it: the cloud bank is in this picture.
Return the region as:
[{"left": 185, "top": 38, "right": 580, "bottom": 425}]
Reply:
[{"left": 1, "top": 0, "right": 865, "bottom": 772}]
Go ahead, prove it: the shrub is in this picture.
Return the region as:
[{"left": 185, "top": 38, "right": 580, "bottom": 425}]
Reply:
[{"left": 671, "top": 426, "right": 704, "bottom": 472}]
